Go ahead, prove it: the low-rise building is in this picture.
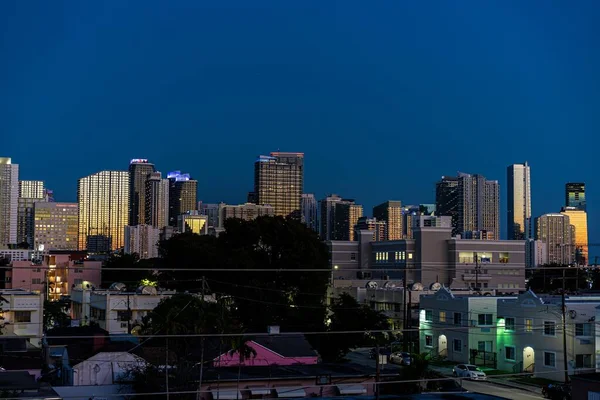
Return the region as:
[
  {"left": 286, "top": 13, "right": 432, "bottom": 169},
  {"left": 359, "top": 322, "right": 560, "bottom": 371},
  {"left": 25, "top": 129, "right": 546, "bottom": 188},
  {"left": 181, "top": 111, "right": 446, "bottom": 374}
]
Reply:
[
  {"left": 218, "top": 202, "right": 274, "bottom": 228},
  {"left": 0, "top": 289, "right": 44, "bottom": 346},
  {"left": 70, "top": 286, "right": 176, "bottom": 335},
  {"left": 419, "top": 287, "right": 514, "bottom": 367},
  {"left": 178, "top": 211, "right": 208, "bottom": 235}
]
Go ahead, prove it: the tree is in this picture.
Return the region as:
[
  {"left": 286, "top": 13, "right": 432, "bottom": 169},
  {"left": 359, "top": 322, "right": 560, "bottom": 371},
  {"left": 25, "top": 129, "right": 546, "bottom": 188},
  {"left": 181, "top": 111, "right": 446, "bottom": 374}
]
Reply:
[
  {"left": 316, "top": 293, "right": 390, "bottom": 362},
  {"left": 101, "top": 251, "right": 156, "bottom": 289},
  {"left": 0, "top": 295, "right": 6, "bottom": 335},
  {"left": 43, "top": 299, "right": 71, "bottom": 330},
  {"left": 527, "top": 263, "right": 588, "bottom": 293}
]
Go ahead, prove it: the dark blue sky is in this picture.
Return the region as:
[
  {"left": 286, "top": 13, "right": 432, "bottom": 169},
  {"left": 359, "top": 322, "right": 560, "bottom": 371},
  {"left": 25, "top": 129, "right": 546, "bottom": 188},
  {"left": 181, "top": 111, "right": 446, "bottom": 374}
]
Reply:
[{"left": 2, "top": 1, "right": 599, "bottom": 253}]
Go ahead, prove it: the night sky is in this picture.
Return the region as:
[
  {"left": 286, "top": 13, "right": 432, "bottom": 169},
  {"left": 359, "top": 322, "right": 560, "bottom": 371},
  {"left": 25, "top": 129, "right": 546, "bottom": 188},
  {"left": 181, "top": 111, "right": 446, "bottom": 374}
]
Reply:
[{"left": 2, "top": 1, "right": 599, "bottom": 254}]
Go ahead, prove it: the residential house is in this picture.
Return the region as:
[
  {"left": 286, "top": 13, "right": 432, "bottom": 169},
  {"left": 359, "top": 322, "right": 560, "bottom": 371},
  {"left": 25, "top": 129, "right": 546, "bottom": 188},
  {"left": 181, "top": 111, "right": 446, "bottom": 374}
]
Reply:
[
  {"left": 496, "top": 291, "right": 599, "bottom": 382},
  {"left": 72, "top": 351, "right": 146, "bottom": 386},
  {"left": 0, "top": 289, "right": 43, "bottom": 347},
  {"left": 213, "top": 335, "right": 318, "bottom": 367},
  {"left": 419, "top": 287, "right": 516, "bottom": 367}
]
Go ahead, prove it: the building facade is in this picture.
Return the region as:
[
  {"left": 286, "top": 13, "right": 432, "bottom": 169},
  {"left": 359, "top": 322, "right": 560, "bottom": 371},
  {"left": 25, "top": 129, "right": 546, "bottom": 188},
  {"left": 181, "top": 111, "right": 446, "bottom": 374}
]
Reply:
[
  {"left": 525, "top": 239, "right": 547, "bottom": 268},
  {"left": 435, "top": 176, "right": 459, "bottom": 236},
  {"left": 566, "top": 182, "right": 586, "bottom": 211},
  {"left": 507, "top": 162, "right": 531, "bottom": 240},
  {"left": 535, "top": 213, "right": 575, "bottom": 265},
  {"left": 218, "top": 203, "right": 274, "bottom": 228},
  {"left": 300, "top": 194, "right": 318, "bottom": 232},
  {"left": 0, "top": 289, "right": 44, "bottom": 346},
  {"left": 319, "top": 195, "right": 363, "bottom": 241},
  {"left": 77, "top": 171, "right": 129, "bottom": 252},
  {"left": 178, "top": 212, "right": 208, "bottom": 235},
  {"left": 373, "top": 201, "right": 403, "bottom": 241},
  {"left": 457, "top": 173, "right": 500, "bottom": 240},
  {"left": 128, "top": 159, "right": 155, "bottom": 226},
  {"left": 124, "top": 225, "right": 160, "bottom": 259},
  {"left": 17, "top": 180, "right": 46, "bottom": 248},
  {"left": 560, "top": 207, "right": 588, "bottom": 265},
  {"left": 144, "top": 172, "right": 169, "bottom": 229},
  {"left": 355, "top": 217, "right": 386, "bottom": 242},
  {"left": 0, "top": 157, "right": 19, "bottom": 247},
  {"left": 254, "top": 152, "right": 304, "bottom": 219},
  {"left": 199, "top": 202, "right": 221, "bottom": 228},
  {"left": 33, "top": 202, "right": 79, "bottom": 251},
  {"left": 167, "top": 171, "right": 197, "bottom": 227}
]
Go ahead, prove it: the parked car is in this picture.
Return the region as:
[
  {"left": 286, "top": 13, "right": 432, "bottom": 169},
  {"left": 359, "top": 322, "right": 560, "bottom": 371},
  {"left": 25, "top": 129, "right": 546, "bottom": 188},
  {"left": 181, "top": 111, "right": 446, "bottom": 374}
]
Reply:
[
  {"left": 389, "top": 352, "right": 412, "bottom": 366},
  {"left": 452, "top": 364, "right": 487, "bottom": 380},
  {"left": 542, "top": 384, "right": 571, "bottom": 400}
]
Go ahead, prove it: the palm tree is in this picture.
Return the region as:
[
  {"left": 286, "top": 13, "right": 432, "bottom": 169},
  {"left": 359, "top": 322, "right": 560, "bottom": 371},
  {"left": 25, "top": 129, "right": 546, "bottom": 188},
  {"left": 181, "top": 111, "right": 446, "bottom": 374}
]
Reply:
[{"left": 228, "top": 336, "right": 257, "bottom": 400}]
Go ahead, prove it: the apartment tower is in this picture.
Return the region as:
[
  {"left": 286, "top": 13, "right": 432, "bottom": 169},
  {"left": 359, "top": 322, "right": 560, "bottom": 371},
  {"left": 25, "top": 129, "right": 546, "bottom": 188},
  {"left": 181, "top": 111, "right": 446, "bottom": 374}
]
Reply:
[
  {"left": 128, "top": 159, "right": 156, "bottom": 226},
  {"left": 301, "top": 194, "right": 318, "bottom": 232},
  {"left": 566, "top": 183, "right": 586, "bottom": 211},
  {"left": 373, "top": 200, "right": 402, "bottom": 240},
  {"left": 535, "top": 213, "right": 575, "bottom": 265},
  {"left": 507, "top": 162, "right": 532, "bottom": 240},
  {"left": 253, "top": 152, "right": 304, "bottom": 219},
  {"left": 17, "top": 180, "right": 45, "bottom": 248},
  {"left": 77, "top": 171, "right": 129, "bottom": 252},
  {"left": 0, "top": 158, "right": 19, "bottom": 247},
  {"left": 167, "top": 171, "right": 198, "bottom": 227},
  {"left": 145, "top": 172, "right": 169, "bottom": 229}
]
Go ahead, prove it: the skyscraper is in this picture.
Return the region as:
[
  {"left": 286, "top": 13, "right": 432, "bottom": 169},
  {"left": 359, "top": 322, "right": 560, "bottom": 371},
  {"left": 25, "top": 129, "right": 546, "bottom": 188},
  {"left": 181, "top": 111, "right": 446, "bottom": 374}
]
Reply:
[
  {"left": 254, "top": 152, "right": 304, "bottom": 218},
  {"left": 0, "top": 157, "right": 19, "bottom": 247},
  {"left": 507, "top": 162, "right": 532, "bottom": 240},
  {"left": 355, "top": 216, "right": 386, "bottom": 241},
  {"left": 167, "top": 171, "right": 198, "bottom": 227},
  {"left": 218, "top": 203, "right": 275, "bottom": 228},
  {"left": 124, "top": 225, "right": 160, "bottom": 259},
  {"left": 456, "top": 172, "right": 499, "bottom": 240},
  {"left": 34, "top": 202, "right": 78, "bottom": 250},
  {"left": 128, "top": 159, "right": 155, "bottom": 226},
  {"left": 560, "top": 206, "right": 588, "bottom": 265},
  {"left": 373, "top": 200, "right": 402, "bottom": 240},
  {"left": 145, "top": 172, "right": 169, "bottom": 229},
  {"left": 17, "top": 180, "right": 45, "bottom": 247},
  {"left": 319, "top": 194, "right": 362, "bottom": 241},
  {"left": 566, "top": 183, "right": 586, "bottom": 211},
  {"left": 78, "top": 171, "right": 129, "bottom": 252},
  {"left": 435, "top": 176, "right": 459, "bottom": 236},
  {"left": 301, "top": 194, "right": 318, "bottom": 232},
  {"left": 535, "top": 213, "right": 575, "bottom": 265}
]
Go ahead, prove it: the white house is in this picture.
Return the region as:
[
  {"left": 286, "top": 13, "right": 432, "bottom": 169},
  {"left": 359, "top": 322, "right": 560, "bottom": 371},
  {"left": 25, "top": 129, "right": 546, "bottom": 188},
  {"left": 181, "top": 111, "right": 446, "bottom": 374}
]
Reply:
[
  {"left": 419, "top": 287, "right": 515, "bottom": 367},
  {"left": 0, "top": 289, "right": 43, "bottom": 346},
  {"left": 70, "top": 287, "right": 176, "bottom": 335},
  {"left": 497, "top": 291, "right": 599, "bottom": 382},
  {"left": 72, "top": 352, "right": 146, "bottom": 386}
]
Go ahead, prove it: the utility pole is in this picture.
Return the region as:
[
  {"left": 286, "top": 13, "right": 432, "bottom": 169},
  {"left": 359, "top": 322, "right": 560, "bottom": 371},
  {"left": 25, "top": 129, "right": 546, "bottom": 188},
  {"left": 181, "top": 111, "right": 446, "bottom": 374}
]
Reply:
[
  {"left": 198, "top": 276, "right": 207, "bottom": 400},
  {"left": 561, "top": 268, "right": 569, "bottom": 383},
  {"left": 403, "top": 267, "right": 408, "bottom": 352},
  {"left": 127, "top": 293, "right": 132, "bottom": 335},
  {"left": 375, "top": 344, "right": 380, "bottom": 400},
  {"left": 473, "top": 252, "right": 481, "bottom": 291}
]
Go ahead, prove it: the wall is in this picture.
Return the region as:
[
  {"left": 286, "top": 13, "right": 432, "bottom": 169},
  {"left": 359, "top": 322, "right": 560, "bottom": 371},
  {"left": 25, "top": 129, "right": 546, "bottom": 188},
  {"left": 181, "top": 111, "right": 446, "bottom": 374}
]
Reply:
[
  {"left": 328, "top": 241, "right": 360, "bottom": 280},
  {"left": 72, "top": 352, "right": 145, "bottom": 386},
  {"left": 0, "top": 291, "right": 44, "bottom": 344}
]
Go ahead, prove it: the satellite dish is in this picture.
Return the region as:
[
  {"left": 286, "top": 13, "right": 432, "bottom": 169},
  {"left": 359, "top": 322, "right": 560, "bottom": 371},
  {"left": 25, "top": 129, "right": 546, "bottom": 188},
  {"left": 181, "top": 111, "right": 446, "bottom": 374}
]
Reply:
[
  {"left": 430, "top": 282, "right": 442, "bottom": 291},
  {"left": 109, "top": 282, "right": 127, "bottom": 292},
  {"left": 136, "top": 286, "right": 158, "bottom": 295},
  {"left": 383, "top": 281, "right": 396, "bottom": 289},
  {"left": 366, "top": 281, "right": 378, "bottom": 289},
  {"left": 569, "top": 310, "right": 577, "bottom": 319},
  {"left": 412, "top": 283, "right": 424, "bottom": 291}
]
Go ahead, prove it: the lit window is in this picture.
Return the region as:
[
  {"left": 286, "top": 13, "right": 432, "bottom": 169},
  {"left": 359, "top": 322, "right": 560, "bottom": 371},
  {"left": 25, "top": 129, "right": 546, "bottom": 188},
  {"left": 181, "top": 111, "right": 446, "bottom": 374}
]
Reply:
[
  {"left": 439, "top": 311, "right": 446, "bottom": 323},
  {"left": 525, "top": 318, "right": 533, "bottom": 332}
]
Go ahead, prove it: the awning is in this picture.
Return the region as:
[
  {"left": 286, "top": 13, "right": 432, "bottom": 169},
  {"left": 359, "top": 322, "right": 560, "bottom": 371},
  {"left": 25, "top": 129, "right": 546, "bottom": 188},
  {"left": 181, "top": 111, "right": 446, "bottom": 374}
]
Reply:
[
  {"left": 274, "top": 387, "right": 306, "bottom": 398},
  {"left": 248, "top": 387, "right": 271, "bottom": 396},
  {"left": 337, "top": 384, "right": 367, "bottom": 395},
  {"left": 211, "top": 390, "right": 243, "bottom": 400}
]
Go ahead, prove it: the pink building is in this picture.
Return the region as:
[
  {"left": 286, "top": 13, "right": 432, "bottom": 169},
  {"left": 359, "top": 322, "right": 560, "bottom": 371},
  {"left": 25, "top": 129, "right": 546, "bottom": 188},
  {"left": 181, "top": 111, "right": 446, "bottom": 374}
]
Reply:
[
  {"left": 6, "top": 254, "right": 101, "bottom": 300},
  {"left": 213, "top": 335, "right": 318, "bottom": 367}
]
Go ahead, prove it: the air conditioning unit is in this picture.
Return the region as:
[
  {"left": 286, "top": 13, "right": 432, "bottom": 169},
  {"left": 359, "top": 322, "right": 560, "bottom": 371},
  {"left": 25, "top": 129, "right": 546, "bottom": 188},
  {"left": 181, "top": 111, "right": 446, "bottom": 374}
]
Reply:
[{"left": 120, "top": 323, "right": 128, "bottom": 329}]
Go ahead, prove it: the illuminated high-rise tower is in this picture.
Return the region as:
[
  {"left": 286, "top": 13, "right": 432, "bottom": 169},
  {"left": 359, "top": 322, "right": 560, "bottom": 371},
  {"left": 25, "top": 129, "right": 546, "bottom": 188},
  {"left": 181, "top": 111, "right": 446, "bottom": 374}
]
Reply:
[
  {"left": 167, "top": 171, "right": 197, "bottom": 227},
  {"left": 145, "top": 172, "right": 169, "bottom": 228},
  {"left": 560, "top": 206, "right": 588, "bottom": 265},
  {"left": 566, "top": 183, "right": 586, "bottom": 211},
  {"left": 254, "top": 152, "right": 304, "bottom": 219},
  {"left": 128, "top": 159, "right": 155, "bottom": 226},
  {"left": 0, "top": 157, "right": 19, "bottom": 247},
  {"left": 78, "top": 171, "right": 129, "bottom": 252},
  {"left": 507, "top": 162, "right": 532, "bottom": 240},
  {"left": 17, "top": 180, "right": 45, "bottom": 247},
  {"left": 373, "top": 200, "right": 403, "bottom": 240},
  {"left": 301, "top": 194, "right": 318, "bottom": 232}
]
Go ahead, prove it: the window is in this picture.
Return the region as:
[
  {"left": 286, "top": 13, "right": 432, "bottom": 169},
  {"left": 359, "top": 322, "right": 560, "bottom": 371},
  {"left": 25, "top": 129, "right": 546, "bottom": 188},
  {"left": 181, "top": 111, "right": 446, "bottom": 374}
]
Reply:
[
  {"left": 576, "top": 323, "right": 592, "bottom": 337},
  {"left": 31, "top": 278, "right": 41, "bottom": 285},
  {"left": 90, "top": 307, "right": 106, "bottom": 321},
  {"left": 425, "top": 335, "right": 433, "bottom": 347},
  {"left": 525, "top": 318, "right": 533, "bottom": 333},
  {"left": 478, "top": 341, "right": 492, "bottom": 352},
  {"left": 544, "top": 352, "right": 556, "bottom": 367},
  {"left": 453, "top": 339, "right": 462, "bottom": 353},
  {"left": 14, "top": 311, "right": 31, "bottom": 323},
  {"left": 453, "top": 312, "right": 462, "bottom": 326},
  {"left": 408, "top": 253, "right": 413, "bottom": 260},
  {"left": 439, "top": 311, "right": 446, "bottom": 323},
  {"left": 499, "top": 253, "right": 509, "bottom": 264},
  {"left": 576, "top": 354, "right": 592, "bottom": 369},
  {"left": 505, "top": 317, "right": 515, "bottom": 332},
  {"left": 117, "top": 311, "right": 130, "bottom": 321},
  {"left": 350, "top": 253, "right": 356, "bottom": 261},
  {"left": 544, "top": 321, "right": 556, "bottom": 336},
  {"left": 478, "top": 314, "right": 493, "bottom": 326},
  {"left": 505, "top": 346, "right": 516, "bottom": 361},
  {"left": 425, "top": 310, "right": 433, "bottom": 322}
]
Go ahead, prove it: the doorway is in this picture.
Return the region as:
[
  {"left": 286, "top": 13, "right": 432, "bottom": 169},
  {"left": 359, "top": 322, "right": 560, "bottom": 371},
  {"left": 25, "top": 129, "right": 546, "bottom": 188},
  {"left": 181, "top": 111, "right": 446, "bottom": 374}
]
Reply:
[
  {"left": 523, "top": 346, "right": 535, "bottom": 372},
  {"left": 438, "top": 335, "right": 447, "bottom": 357}
]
